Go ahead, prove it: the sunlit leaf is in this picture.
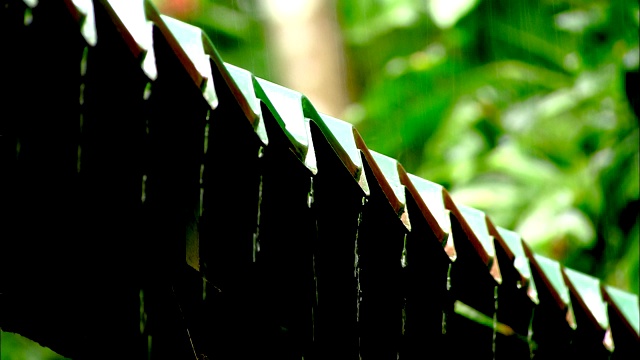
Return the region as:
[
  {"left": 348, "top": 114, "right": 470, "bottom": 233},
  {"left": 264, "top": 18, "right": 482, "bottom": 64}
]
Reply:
[{"left": 428, "top": 0, "right": 479, "bottom": 29}]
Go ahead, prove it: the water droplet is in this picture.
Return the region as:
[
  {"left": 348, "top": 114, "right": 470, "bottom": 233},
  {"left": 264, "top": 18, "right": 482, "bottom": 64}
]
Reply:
[
  {"left": 23, "top": 8, "right": 33, "bottom": 26},
  {"left": 252, "top": 175, "right": 264, "bottom": 262},
  {"left": 80, "top": 46, "right": 89, "bottom": 76},
  {"left": 77, "top": 145, "right": 82, "bottom": 173},
  {"left": 313, "top": 253, "right": 319, "bottom": 303},
  {"left": 199, "top": 188, "right": 204, "bottom": 217},
  {"left": 446, "top": 262, "right": 452, "bottom": 291},
  {"left": 139, "top": 289, "right": 146, "bottom": 334},
  {"left": 79, "top": 83, "right": 85, "bottom": 105},
  {"left": 203, "top": 123, "right": 209, "bottom": 154},
  {"left": 441, "top": 311, "right": 448, "bottom": 335},
  {"left": 143, "top": 82, "right": 152, "bottom": 100},
  {"left": 307, "top": 178, "right": 314, "bottom": 208},
  {"left": 141, "top": 174, "right": 147, "bottom": 203},
  {"left": 354, "top": 196, "right": 366, "bottom": 326},
  {"left": 401, "top": 233, "right": 408, "bottom": 268}
]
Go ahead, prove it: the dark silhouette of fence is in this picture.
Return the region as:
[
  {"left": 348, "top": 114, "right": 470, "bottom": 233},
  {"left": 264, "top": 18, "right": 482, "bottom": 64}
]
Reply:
[{"left": 0, "top": 1, "right": 638, "bottom": 359}]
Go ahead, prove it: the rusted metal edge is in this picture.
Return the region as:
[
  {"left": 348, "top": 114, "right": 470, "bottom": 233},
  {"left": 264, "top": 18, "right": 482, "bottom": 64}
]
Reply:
[
  {"left": 563, "top": 268, "right": 610, "bottom": 330},
  {"left": 314, "top": 113, "right": 370, "bottom": 195},
  {"left": 456, "top": 205, "right": 502, "bottom": 283},
  {"left": 93, "top": 1, "right": 219, "bottom": 109},
  {"left": 99, "top": 0, "right": 267, "bottom": 144},
  {"left": 222, "top": 63, "right": 268, "bottom": 145},
  {"left": 20, "top": 0, "right": 97, "bottom": 46},
  {"left": 369, "top": 151, "right": 411, "bottom": 231},
  {"left": 563, "top": 268, "right": 614, "bottom": 351},
  {"left": 494, "top": 226, "right": 539, "bottom": 304},
  {"left": 206, "top": 58, "right": 262, "bottom": 136},
  {"left": 95, "top": 0, "right": 157, "bottom": 79},
  {"left": 353, "top": 131, "right": 410, "bottom": 230},
  {"left": 398, "top": 167, "right": 446, "bottom": 244},
  {"left": 156, "top": 15, "right": 218, "bottom": 109},
  {"left": 63, "top": 0, "right": 97, "bottom": 46},
  {"left": 525, "top": 246, "right": 577, "bottom": 329},
  {"left": 250, "top": 76, "right": 317, "bottom": 173},
  {"left": 602, "top": 285, "right": 640, "bottom": 338},
  {"left": 94, "top": 0, "right": 265, "bottom": 141},
  {"left": 406, "top": 175, "right": 453, "bottom": 253}
]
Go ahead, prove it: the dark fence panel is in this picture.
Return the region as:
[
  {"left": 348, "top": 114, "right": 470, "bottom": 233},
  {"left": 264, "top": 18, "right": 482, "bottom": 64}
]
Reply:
[{"left": 0, "top": 1, "right": 638, "bottom": 359}]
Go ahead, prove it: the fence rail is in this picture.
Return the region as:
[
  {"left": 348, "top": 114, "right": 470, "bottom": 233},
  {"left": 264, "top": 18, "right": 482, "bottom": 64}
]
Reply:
[{"left": 0, "top": 1, "right": 638, "bottom": 359}]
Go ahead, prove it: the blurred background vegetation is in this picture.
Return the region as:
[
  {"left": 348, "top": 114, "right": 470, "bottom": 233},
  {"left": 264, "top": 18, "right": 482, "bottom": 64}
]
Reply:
[
  {"left": 2, "top": 0, "right": 638, "bottom": 358},
  {"left": 152, "top": 0, "right": 638, "bottom": 294}
]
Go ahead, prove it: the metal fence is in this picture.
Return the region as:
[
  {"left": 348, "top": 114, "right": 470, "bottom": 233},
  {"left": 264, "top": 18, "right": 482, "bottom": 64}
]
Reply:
[{"left": 0, "top": 1, "right": 637, "bottom": 359}]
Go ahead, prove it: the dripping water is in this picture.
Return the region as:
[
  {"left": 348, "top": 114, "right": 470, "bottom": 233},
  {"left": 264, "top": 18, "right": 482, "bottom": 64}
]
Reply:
[
  {"left": 199, "top": 164, "right": 205, "bottom": 217},
  {"left": 400, "top": 233, "right": 408, "bottom": 268},
  {"left": 308, "top": 177, "right": 318, "bottom": 342},
  {"left": 252, "top": 146, "right": 265, "bottom": 262},
  {"left": 442, "top": 262, "right": 453, "bottom": 335},
  {"left": 354, "top": 196, "right": 366, "bottom": 360},
  {"left": 23, "top": 7, "right": 33, "bottom": 26},
  {"left": 139, "top": 288, "right": 151, "bottom": 360},
  {"left": 77, "top": 46, "right": 89, "bottom": 174},
  {"left": 143, "top": 82, "right": 152, "bottom": 101},
  {"left": 199, "top": 118, "right": 210, "bottom": 217},
  {"left": 147, "top": 335, "right": 152, "bottom": 360},
  {"left": 139, "top": 289, "right": 147, "bottom": 334},
  {"left": 203, "top": 122, "right": 210, "bottom": 154},
  {"left": 79, "top": 83, "right": 85, "bottom": 105},
  {"left": 528, "top": 306, "right": 536, "bottom": 358},
  {"left": 141, "top": 174, "right": 147, "bottom": 204},
  {"left": 140, "top": 82, "right": 152, "bottom": 206},
  {"left": 143, "top": 84, "right": 152, "bottom": 136},
  {"left": 492, "top": 285, "right": 498, "bottom": 360},
  {"left": 354, "top": 197, "right": 366, "bottom": 321},
  {"left": 80, "top": 45, "right": 89, "bottom": 77},
  {"left": 252, "top": 175, "right": 263, "bottom": 261},
  {"left": 399, "top": 233, "right": 408, "bottom": 360}
]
